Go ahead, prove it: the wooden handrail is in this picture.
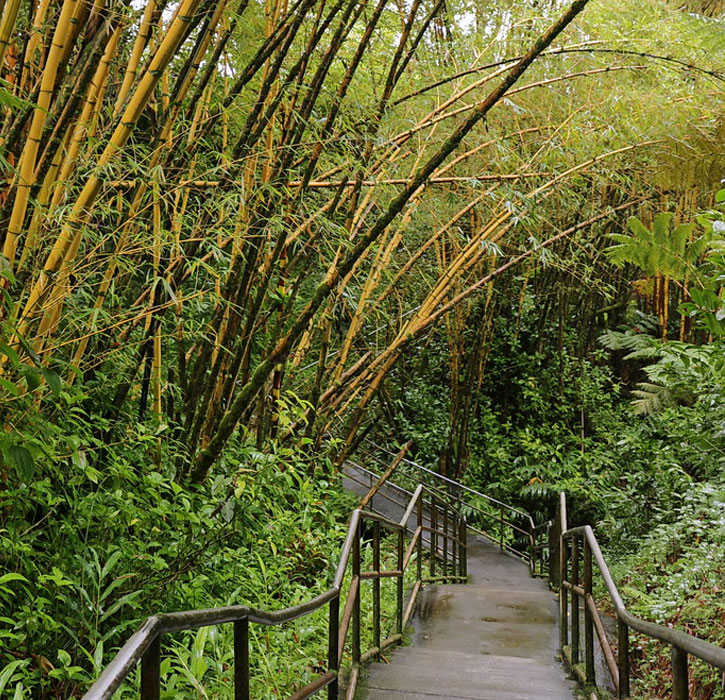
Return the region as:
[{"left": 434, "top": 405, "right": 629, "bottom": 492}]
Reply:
[
  {"left": 558, "top": 494, "right": 725, "bottom": 700},
  {"left": 83, "top": 457, "right": 470, "bottom": 700},
  {"left": 347, "top": 458, "right": 538, "bottom": 566}
]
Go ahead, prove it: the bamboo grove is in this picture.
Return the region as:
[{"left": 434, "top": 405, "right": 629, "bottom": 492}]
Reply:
[{"left": 0, "top": 0, "right": 723, "bottom": 482}]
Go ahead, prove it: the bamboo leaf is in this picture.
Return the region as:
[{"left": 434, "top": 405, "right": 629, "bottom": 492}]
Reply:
[{"left": 42, "top": 367, "right": 62, "bottom": 397}]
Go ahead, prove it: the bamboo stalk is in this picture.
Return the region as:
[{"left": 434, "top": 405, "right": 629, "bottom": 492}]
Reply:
[
  {"left": 3, "top": 0, "right": 79, "bottom": 270},
  {"left": 339, "top": 200, "right": 641, "bottom": 441},
  {"left": 114, "top": 0, "right": 159, "bottom": 117},
  {"left": 20, "top": 0, "right": 52, "bottom": 94},
  {"left": 388, "top": 65, "right": 645, "bottom": 148},
  {"left": 15, "top": 0, "right": 210, "bottom": 346},
  {"left": 0, "top": 0, "right": 21, "bottom": 73},
  {"left": 192, "top": 0, "right": 594, "bottom": 477}
]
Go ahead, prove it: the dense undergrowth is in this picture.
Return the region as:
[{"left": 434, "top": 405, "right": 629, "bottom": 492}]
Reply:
[{"left": 0, "top": 437, "right": 365, "bottom": 698}]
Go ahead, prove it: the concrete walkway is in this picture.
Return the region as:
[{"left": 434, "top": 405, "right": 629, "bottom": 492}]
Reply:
[{"left": 360, "top": 535, "right": 576, "bottom": 700}]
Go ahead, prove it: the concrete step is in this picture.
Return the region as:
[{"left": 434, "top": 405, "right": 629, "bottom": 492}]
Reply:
[
  {"left": 364, "top": 647, "right": 575, "bottom": 699},
  {"left": 343, "top": 470, "right": 575, "bottom": 700},
  {"left": 372, "top": 648, "right": 569, "bottom": 683}
]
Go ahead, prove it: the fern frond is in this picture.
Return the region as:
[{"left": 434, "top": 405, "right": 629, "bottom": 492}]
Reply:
[{"left": 631, "top": 382, "right": 675, "bottom": 415}]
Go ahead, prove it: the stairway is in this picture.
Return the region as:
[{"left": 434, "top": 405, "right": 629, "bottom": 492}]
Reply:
[
  {"left": 343, "top": 463, "right": 576, "bottom": 700},
  {"left": 361, "top": 536, "right": 575, "bottom": 700}
]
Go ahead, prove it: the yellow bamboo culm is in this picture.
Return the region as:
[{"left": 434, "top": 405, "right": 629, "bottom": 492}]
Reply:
[
  {"left": 50, "top": 26, "right": 121, "bottom": 213},
  {"left": 16, "top": 136, "right": 66, "bottom": 272},
  {"left": 58, "top": 0, "right": 92, "bottom": 70},
  {"left": 114, "top": 0, "right": 158, "bottom": 117},
  {"left": 20, "top": 0, "right": 52, "bottom": 93},
  {"left": 0, "top": 0, "right": 21, "bottom": 78},
  {"left": 15, "top": 0, "right": 206, "bottom": 351},
  {"left": 67, "top": 189, "right": 149, "bottom": 378},
  {"left": 152, "top": 181, "right": 163, "bottom": 421},
  {"left": 2, "top": 0, "right": 79, "bottom": 270},
  {"left": 68, "top": 0, "right": 217, "bottom": 375},
  {"left": 19, "top": 26, "right": 120, "bottom": 351}
]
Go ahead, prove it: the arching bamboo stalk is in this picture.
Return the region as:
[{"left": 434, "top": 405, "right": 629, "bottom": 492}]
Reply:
[
  {"left": 12, "top": 0, "right": 211, "bottom": 351},
  {"left": 190, "top": 0, "right": 593, "bottom": 478}
]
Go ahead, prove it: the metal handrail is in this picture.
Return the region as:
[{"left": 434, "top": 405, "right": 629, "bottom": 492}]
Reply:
[
  {"left": 349, "top": 452, "right": 546, "bottom": 574},
  {"left": 361, "top": 440, "right": 533, "bottom": 522},
  {"left": 83, "top": 460, "right": 468, "bottom": 700},
  {"left": 557, "top": 493, "right": 725, "bottom": 699}
]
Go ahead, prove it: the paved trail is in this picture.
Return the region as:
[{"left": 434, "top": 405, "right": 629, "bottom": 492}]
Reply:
[{"left": 360, "top": 535, "right": 576, "bottom": 700}]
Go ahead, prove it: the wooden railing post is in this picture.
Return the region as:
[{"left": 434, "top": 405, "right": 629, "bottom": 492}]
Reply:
[
  {"left": 549, "top": 519, "right": 559, "bottom": 587},
  {"left": 396, "top": 529, "right": 404, "bottom": 633},
  {"left": 584, "top": 538, "right": 595, "bottom": 686},
  {"left": 529, "top": 522, "right": 536, "bottom": 576},
  {"left": 459, "top": 517, "right": 466, "bottom": 578},
  {"left": 617, "top": 619, "right": 630, "bottom": 699},
  {"left": 672, "top": 647, "right": 689, "bottom": 700},
  {"left": 352, "top": 521, "right": 361, "bottom": 664},
  {"left": 416, "top": 496, "right": 423, "bottom": 582},
  {"left": 455, "top": 488, "right": 463, "bottom": 578},
  {"left": 431, "top": 495, "right": 437, "bottom": 577},
  {"left": 234, "top": 619, "right": 249, "bottom": 700},
  {"left": 141, "top": 635, "right": 160, "bottom": 700},
  {"left": 327, "top": 595, "right": 339, "bottom": 700},
  {"left": 571, "top": 535, "right": 580, "bottom": 669},
  {"left": 560, "top": 536, "right": 568, "bottom": 651},
  {"left": 451, "top": 512, "right": 458, "bottom": 578},
  {"left": 373, "top": 521, "right": 381, "bottom": 650},
  {"left": 442, "top": 504, "right": 449, "bottom": 577}
]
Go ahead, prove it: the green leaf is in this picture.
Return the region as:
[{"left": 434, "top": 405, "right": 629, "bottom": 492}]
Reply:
[
  {"left": 100, "top": 590, "right": 142, "bottom": 622},
  {"left": 689, "top": 287, "right": 720, "bottom": 310},
  {"left": 716, "top": 188, "right": 725, "bottom": 204},
  {"left": 21, "top": 367, "right": 39, "bottom": 392},
  {"left": 0, "top": 85, "right": 37, "bottom": 111},
  {"left": 71, "top": 450, "right": 87, "bottom": 471},
  {"left": 0, "top": 343, "right": 20, "bottom": 368},
  {"left": 57, "top": 650, "right": 72, "bottom": 667},
  {"left": 42, "top": 367, "right": 62, "bottom": 397},
  {"left": 0, "top": 378, "right": 19, "bottom": 397},
  {"left": 9, "top": 445, "right": 34, "bottom": 480},
  {"left": 0, "top": 660, "right": 28, "bottom": 695}
]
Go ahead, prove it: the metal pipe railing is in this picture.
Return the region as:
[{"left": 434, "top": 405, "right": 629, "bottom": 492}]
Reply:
[
  {"left": 361, "top": 442, "right": 606, "bottom": 592},
  {"left": 83, "top": 455, "right": 469, "bottom": 700},
  {"left": 361, "top": 440, "right": 532, "bottom": 520},
  {"left": 557, "top": 494, "right": 725, "bottom": 699},
  {"left": 347, "top": 458, "right": 542, "bottom": 571}
]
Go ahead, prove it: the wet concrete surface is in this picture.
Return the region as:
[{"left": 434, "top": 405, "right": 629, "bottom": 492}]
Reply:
[{"left": 359, "top": 535, "right": 577, "bottom": 700}]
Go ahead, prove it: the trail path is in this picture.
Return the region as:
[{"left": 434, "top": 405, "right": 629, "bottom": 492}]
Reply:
[
  {"left": 342, "top": 462, "right": 576, "bottom": 700},
  {"left": 361, "top": 535, "right": 576, "bottom": 700}
]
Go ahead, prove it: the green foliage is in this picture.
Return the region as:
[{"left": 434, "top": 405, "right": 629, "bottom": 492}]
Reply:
[
  {"left": 608, "top": 483, "right": 725, "bottom": 699},
  {"left": 1, "top": 1, "right": 724, "bottom": 698},
  {"left": 599, "top": 326, "right": 725, "bottom": 414},
  {"left": 607, "top": 213, "right": 700, "bottom": 281},
  {"left": 0, "top": 431, "right": 357, "bottom": 699}
]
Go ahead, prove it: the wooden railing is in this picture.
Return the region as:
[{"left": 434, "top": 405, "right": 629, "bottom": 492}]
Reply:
[
  {"left": 81, "top": 455, "right": 467, "bottom": 700},
  {"left": 555, "top": 493, "right": 725, "bottom": 699},
  {"left": 351, "top": 442, "right": 545, "bottom": 573}
]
